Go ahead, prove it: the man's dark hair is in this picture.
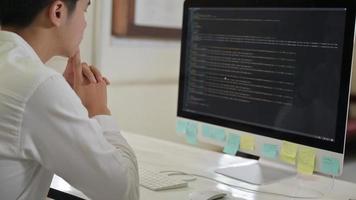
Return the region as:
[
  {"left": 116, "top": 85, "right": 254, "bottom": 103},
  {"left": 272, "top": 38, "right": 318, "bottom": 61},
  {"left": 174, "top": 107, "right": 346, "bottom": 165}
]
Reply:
[{"left": 0, "top": 0, "right": 78, "bottom": 28}]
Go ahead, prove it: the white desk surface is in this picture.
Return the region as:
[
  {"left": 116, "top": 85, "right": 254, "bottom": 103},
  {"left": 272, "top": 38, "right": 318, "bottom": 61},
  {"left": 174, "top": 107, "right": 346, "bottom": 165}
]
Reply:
[{"left": 51, "top": 132, "right": 356, "bottom": 200}]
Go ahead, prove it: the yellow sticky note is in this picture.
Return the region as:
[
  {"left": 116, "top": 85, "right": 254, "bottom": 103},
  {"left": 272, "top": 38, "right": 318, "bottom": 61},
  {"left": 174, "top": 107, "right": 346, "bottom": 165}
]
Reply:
[
  {"left": 297, "top": 147, "right": 316, "bottom": 175},
  {"left": 280, "top": 155, "right": 296, "bottom": 165},
  {"left": 280, "top": 141, "right": 298, "bottom": 165},
  {"left": 240, "top": 135, "right": 255, "bottom": 151}
]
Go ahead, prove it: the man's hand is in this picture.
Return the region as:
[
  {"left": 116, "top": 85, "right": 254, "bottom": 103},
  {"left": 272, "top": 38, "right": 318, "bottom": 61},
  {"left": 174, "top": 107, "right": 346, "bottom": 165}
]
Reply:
[
  {"left": 65, "top": 51, "right": 111, "bottom": 117},
  {"left": 63, "top": 52, "right": 110, "bottom": 87}
]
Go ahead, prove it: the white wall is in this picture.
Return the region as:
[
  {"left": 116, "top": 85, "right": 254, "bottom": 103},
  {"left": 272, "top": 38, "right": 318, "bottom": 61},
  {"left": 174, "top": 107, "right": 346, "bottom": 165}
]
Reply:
[{"left": 92, "top": 1, "right": 180, "bottom": 82}]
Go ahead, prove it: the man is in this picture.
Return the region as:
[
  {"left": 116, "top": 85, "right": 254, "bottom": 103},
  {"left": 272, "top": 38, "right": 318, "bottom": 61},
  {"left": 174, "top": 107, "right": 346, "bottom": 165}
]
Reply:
[{"left": 0, "top": 0, "right": 139, "bottom": 199}]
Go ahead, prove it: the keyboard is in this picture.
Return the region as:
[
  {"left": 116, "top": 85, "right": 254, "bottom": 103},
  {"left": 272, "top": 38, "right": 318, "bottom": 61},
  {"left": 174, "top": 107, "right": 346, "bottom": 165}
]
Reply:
[{"left": 139, "top": 166, "right": 188, "bottom": 191}]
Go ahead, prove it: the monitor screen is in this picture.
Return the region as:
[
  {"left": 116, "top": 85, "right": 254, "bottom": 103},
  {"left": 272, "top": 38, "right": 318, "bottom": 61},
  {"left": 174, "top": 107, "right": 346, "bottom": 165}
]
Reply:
[{"left": 177, "top": 0, "right": 355, "bottom": 178}]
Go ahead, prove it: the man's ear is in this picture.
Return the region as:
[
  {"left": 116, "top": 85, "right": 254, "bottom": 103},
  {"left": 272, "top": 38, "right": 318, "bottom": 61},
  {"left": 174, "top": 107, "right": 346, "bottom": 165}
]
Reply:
[{"left": 48, "top": 1, "right": 67, "bottom": 27}]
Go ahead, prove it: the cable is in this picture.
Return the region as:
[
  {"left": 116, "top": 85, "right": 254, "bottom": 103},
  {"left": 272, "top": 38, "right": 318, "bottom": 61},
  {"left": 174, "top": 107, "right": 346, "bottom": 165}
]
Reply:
[
  {"left": 159, "top": 170, "right": 335, "bottom": 199},
  {"left": 163, "top": 171, "right": 197, "bottom": 182}
]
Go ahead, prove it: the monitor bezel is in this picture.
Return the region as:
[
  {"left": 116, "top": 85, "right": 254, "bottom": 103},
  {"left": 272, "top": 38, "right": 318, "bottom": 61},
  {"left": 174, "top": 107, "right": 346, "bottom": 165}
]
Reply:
[{"left": 177, "top": 0, "right": 356, "bottom": 154}]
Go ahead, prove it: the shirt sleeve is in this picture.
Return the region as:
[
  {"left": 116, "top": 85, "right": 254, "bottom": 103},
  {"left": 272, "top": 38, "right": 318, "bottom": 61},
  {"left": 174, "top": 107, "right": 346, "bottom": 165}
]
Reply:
[{"left": 19, "top": 74, "right": 139, "bottom": 200}]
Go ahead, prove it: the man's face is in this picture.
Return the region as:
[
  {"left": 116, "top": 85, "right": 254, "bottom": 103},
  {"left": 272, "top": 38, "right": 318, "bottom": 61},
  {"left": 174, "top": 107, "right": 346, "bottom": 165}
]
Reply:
[{"left": 59, "top": 0, "right": 90, "bottom": 57}]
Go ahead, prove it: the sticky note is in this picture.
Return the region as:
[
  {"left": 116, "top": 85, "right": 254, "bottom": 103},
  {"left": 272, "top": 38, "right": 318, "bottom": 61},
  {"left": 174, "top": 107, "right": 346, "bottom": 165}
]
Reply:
[
  {"left": 185, "top": 122, "right": 198, "bottom": 145},
  {"left": 223, "top": 133, "right": 240, "bottom": 155},
  {"left": 262, "top": 144, "right": 278, "bottom": 159},
  {"left": 280, "top": 141, "right": 298, "bottom": 165},
  {"left": 240, "top": 135, "right": 255, "bottom": 151},
  {"left": 202, "top": 124, "right": 212, "bottom": 138},
  {"left": 321, "top": 157, "right": 340, "bottom": 176},
  {"left": 297, "top": 147, "right": 316, "bottom": 175},
  {"left": 176, "top": 120, "right": 188, "bottom": 133},
  {"left": 202, "top": 124, "right": 226, "bottom": 142}
]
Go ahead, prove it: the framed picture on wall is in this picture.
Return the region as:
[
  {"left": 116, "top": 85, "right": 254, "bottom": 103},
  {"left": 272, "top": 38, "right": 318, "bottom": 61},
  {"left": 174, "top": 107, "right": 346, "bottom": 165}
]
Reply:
[{"left": 112, "top": 0, "right": 184, "bottom": 39}]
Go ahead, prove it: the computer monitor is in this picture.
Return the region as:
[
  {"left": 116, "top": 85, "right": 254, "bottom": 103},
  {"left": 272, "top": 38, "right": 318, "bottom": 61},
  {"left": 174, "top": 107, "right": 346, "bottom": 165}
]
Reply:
[{"left": 177, "top": 0, "right": 356, "bottom": 185}]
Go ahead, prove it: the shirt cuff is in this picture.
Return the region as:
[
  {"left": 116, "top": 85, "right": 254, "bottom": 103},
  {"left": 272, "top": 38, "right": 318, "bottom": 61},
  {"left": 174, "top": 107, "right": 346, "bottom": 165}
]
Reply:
[{"left": 92, "top": 115, "right": 120, "bottom": 132}]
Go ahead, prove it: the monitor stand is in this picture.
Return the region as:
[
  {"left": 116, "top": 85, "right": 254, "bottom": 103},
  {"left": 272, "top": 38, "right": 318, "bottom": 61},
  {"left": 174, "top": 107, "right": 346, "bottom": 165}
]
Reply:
[{"left": 215, "top": 158, "right": 296, "bottom": 185}]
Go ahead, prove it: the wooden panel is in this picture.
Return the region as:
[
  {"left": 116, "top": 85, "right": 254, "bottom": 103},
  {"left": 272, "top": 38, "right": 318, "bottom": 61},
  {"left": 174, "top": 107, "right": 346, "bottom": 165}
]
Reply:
[{"left": 112, "top": 0, "right": 181, "bottom": 39}]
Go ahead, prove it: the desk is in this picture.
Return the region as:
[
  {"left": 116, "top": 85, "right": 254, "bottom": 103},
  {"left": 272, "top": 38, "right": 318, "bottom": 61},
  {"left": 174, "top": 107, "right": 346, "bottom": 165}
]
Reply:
[{"left": 51, "top": 132, "right": 356, "bottom": 200}]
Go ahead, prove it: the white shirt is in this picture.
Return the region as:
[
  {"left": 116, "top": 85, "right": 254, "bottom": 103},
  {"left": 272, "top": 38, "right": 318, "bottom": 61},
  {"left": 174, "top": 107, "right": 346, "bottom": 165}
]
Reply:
[{"left": 0, "top": 31, "right": 139, "bottom": 200}]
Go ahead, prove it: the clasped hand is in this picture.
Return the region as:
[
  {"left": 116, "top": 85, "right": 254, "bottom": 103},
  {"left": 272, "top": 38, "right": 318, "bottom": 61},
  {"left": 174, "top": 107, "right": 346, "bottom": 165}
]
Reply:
[{"left": 63, "top": 51, "right": 111, "bottom": 117}]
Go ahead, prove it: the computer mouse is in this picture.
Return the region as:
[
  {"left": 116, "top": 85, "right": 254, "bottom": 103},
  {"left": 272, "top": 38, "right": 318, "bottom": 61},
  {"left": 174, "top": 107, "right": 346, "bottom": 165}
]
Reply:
[{"left": 189, "top": 189, "right": 227, "bottom": 200}]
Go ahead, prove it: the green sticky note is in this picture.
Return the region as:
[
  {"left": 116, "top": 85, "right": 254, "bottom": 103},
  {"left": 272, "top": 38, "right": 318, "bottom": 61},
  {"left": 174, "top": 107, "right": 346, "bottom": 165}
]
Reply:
[
  {"left": 240, "top": 135, "right": 255, "bottom": 151},
  {"left": 262, "top": 144, "right": 278, "bottom": 159},
  {"left": 185, "top": 122, "right": 198, "bottom": 145},
  {"left": 202, "top": 124, "right": 226, "bottom": 142},
  {"left": 202, "top": 124, "right": 213, "bottom": 138},
  {"left": 321, "top": 157, "right": 340, "bottom": 176},
  {"left": 280, "top": 141, "right": 298, "bottom": 165},
  {"left": 211, "top": 128, "right": 225, "bottom": 142},
  {"left": 176, "top": 120, "right": 188, "bottom": 133},
  {"left": 297, "top": 147, "right": 316, "bottom": 175},
  {"left": 223, "top": 134, "right": 240, "bottom": 155}
]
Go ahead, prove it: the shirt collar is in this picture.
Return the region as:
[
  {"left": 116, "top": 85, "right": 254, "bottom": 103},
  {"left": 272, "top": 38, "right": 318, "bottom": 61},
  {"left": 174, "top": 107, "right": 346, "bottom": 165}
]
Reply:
[{"left": 0, "top": 30, "right": 43, "bottom": 64}]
